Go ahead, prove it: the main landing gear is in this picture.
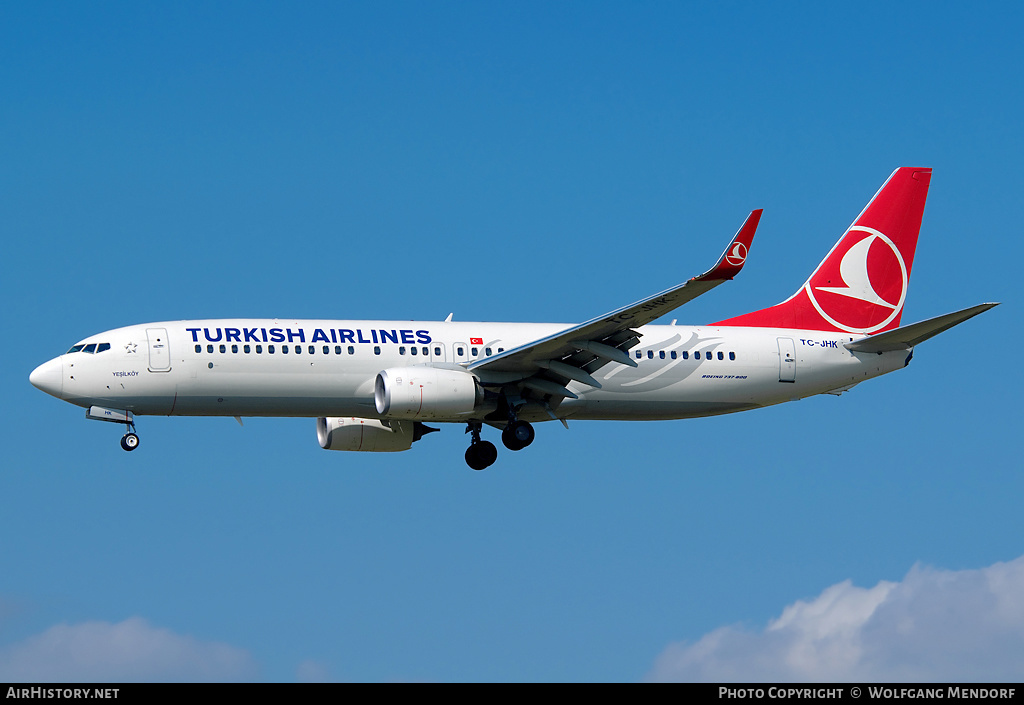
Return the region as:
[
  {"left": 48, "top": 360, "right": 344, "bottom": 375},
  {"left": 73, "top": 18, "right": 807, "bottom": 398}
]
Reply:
[
  {"left": 464, "top": 416, "right": 536, "bottom": 470},
  {"left": 501, "top": 419, "right": 535, "bottom": 451},
  {"left": 465, "top": 422, "right": 497, "bottom": 471}
]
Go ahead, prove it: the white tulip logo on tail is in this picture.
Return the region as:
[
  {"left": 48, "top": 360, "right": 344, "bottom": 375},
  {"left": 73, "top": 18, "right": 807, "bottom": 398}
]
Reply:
[{"left": 805, "top": 226, "right": 908, "bottom": 334}]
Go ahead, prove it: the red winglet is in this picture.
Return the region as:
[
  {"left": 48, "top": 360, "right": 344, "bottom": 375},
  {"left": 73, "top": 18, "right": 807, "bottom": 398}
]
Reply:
[{"left": 692, "top": 209, "right": 762, "bottom": 282}]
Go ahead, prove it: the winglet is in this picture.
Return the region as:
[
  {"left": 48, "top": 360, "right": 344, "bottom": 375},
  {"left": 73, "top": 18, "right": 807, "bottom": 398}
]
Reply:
[{"left": 692, "top": 209, "right": 762, "bottom": 282}]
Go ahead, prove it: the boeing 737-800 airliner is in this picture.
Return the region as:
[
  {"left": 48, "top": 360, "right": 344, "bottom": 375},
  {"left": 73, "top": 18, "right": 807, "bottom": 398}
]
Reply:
[{"left": 30, "top": 168, "right": 996, "bottom": 469}]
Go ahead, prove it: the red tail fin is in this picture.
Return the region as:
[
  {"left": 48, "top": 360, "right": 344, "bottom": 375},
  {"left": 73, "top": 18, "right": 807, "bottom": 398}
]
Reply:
[{"left": 715, "top": 167, "right": 932, "bottom": 334}]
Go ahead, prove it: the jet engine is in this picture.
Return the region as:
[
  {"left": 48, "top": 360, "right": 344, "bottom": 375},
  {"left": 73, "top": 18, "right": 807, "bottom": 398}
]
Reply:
[
  {"left": 374, "top": 367, "right": 482, "bottom": 419},
  {"left": 317, "top": 416, "right": 417, "bottom": 452}
]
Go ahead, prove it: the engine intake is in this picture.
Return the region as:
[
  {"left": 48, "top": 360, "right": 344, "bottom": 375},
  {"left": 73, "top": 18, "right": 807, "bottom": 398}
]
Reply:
[{"left": 374, "top": 367, "right": 482, "bottom": 419}]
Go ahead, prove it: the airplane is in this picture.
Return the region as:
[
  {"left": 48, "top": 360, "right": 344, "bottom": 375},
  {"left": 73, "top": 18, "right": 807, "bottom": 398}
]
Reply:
[{"left": 29, "top": 167, "right": 997, "bottom": 470}]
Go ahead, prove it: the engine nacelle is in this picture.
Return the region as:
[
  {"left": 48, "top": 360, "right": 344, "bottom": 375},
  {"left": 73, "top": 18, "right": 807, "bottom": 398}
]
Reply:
[
  {"left": 374, "top": 367, "right": 482, "bottom": 420},
  {"left": 317, "top": 417, "right": 415, "bottom": 452}
]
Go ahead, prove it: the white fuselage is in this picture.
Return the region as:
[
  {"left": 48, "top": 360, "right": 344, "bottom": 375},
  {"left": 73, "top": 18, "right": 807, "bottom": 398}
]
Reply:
[{"left": 38, "top": 319, "right": 909, "bottom": 423}]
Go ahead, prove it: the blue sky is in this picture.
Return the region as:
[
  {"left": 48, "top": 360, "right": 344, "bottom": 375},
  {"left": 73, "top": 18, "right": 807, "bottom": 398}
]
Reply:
[{"left": 2, "top": 2, "right": 1022, "bottom": 682}]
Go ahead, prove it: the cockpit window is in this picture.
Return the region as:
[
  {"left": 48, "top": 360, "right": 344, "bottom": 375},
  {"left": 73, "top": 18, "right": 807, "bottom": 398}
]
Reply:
[{"left": 67, "top": 342, "right": 110, "bottom": 354}]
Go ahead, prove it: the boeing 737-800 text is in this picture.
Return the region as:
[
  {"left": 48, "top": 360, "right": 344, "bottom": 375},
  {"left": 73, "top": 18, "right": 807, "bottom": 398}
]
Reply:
[{"left": 30, "top": 168, "right": 996, "bottom": 469}]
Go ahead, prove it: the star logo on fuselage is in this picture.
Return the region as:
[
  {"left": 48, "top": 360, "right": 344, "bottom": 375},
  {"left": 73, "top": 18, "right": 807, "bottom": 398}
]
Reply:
[{"left": 125, "top": 342, "right": 138, "bottom": 354}]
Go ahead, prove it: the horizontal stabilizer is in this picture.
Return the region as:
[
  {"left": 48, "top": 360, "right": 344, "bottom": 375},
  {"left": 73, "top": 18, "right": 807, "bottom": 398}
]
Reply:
[{"left": 844, "top": 303, "right": 998, "bottom": 353}]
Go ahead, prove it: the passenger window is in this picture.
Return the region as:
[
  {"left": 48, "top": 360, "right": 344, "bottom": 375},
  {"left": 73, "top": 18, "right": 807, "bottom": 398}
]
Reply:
[
  {"left": 374, "top": 346, "right": 381, "bottom": 355},
  {"left": 97, "top": 343, "right": 110, "bottom": 353},
  {"left": 219, "top": 344, "right": 227, "bottom": 353},
  {"left": 195, "top": 344, "right": 202, "bottom": 353},
  {"left": 647, "top": 350, "right": 653, "bottom": 359},
  {"left": 323, "top": 346, "right": 329, "bottom": 354},
  {"left": 718, "top": 351, "right": 724, "bottom": 360},
  {"left": 671, "top": 351, "right": 677, "bottom": 359},
  {"left": 434, "top": 347, "right": 441, "bottom": 356},
  {"left": 729, "top": 352, "right": 736, "bottom": 361},
  {"left": 309, "top": 346, "right": 315, "bottom": 354},
  {"left": 268, "top": 345, "right": 275, "bottom": 354},
  {"left": 207, "top": 344, "right": 214, "bottom": 353},
  {"left": 659, "top": 351, "right": 665, "bottom": 359},
  {"left": 410, "top": 347, "right": 417, "bottom": 355},
  {"left": 486, "top": 348, "right": 492, "bottom": 356},
  {"left": 471, "top": 347, "right": 478, "bottom": 356},
  {"left": 256, "top": 345, "right": 262, "bottom": 354},
  {"left": 498, "top": 348, "right": 504, "bottom": 353},
  {"left": 295, "top": 346, "right": 302, "bottom": 354},
  {"left": 283, "top": 345, "right": 289, "bottom": 354},
  {"left": 83, "top": 344, "right": 97, "bottom": 354},
  {"left": 683, "top": 351, "right": 689, "bottom": 360},
  {"left": 694, "top": 351, "right": 700, "bottom": 360},
  {"left": 244, "top": 345, "right": 251, "bottom": 354},
  {"left": 232, "top": 344, "right": 238, "bottom": 353},
  {"left": 457, "top": 347, "right": 465, "bottom": 356},
  {"left": 348, "top": 346, "right": 354, "bottom": 355},
  {"left": 399, "top": 347, "right": 406, "bottom": 355},
  {"left": 635, "top": 351, "right": 642, "bottom": 359},
  {"left": 335, "top": 345, "right": 341, "bottom": 355}
]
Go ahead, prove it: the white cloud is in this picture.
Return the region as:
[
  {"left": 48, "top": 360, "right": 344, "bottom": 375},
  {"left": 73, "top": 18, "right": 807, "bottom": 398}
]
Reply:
[
  {"left": 296, "top": 659, "right": 332, "bottom": 683},
  {"left": 648, "top": 555, "right": 1024, "bottom": 682},
  {"left": 0, "top": 617, "right": 258, "bottom": 682}
]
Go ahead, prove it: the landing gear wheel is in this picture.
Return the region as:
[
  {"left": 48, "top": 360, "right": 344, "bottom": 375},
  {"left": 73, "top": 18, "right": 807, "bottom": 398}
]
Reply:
[
  {"left": 465, "top": 440, "right": 498, "bottom": 471},
  {"left": 120, "top": 433, "right": 140, "bottom": 452},
  {"left": 501, "top": 420, "right": 535, "bottom": 451}
]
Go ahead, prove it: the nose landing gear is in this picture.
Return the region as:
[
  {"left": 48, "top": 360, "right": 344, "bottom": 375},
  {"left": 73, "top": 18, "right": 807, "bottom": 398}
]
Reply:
[
  {"left": 120, "top": 432, "right": 140, "bottom": 451},
  {"left": 85, "top": 406, "right": 141, "bottom": 452},
  {"left": 120, "top": 418, "right": 140, "bottom": 452}
]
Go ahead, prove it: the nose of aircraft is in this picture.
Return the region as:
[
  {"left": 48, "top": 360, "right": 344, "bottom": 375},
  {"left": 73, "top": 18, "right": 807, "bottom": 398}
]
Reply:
[{"left": 30, "top": 357, "right": 63, "bottom": 399}]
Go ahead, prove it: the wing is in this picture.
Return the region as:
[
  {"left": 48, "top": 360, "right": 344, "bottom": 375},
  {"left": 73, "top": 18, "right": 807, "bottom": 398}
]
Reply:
[{"left": 467, "top": 210, "right": 762, "bottom": 403}]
